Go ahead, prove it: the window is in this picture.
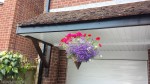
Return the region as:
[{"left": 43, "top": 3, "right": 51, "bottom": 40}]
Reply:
[{"left": 0, "top": 0, "right": 4, "bottom": 4}]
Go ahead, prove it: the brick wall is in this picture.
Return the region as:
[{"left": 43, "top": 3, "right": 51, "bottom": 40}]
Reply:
[
  {"left": 50, "top": 0, "right": 111, "bottom": 9},
  {"left": 12, "top": 0, "right": 44, "bottom": 57},
  {"left": 0, "top": 0, "right": 17, "bottom": 51},
  {"left": 0, "top": 0, "right": 44, "bottom": 57},
  {"left": 42, "top": 47, "right": 60, "bottom": 84},
  {"left": 57, "top": 50, "right": 67, "bottom": 84},
  {"left": 42, "top": 48, "right": 67, "bottom": 84}
]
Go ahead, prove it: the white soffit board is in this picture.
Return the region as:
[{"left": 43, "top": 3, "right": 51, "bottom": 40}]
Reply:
[
  {"left": 95, "top": 51, "right": 148, "bottom": 60},
  {"left": 50, "top": 0, "right": 147, "bottom": 12},
  {"left": 22, "top": 25, "right": 150, "bottom": 51},
  {"left": 0, "top": 0, "right": 4, "bottom": 4},
  {"left": 66, "top": 60, "right": 148, "bottom": 84}
]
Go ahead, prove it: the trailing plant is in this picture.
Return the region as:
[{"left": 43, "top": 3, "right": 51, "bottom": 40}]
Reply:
[
  {"left": 0, "top": 51, "right": 32, "bottom": 81},
  {"left": 60, "top": 32, "right": 102, "bottom": 62}
]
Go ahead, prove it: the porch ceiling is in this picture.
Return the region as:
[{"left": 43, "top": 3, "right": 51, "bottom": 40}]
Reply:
[{"left": 20, "top": 25, "right": 150, "bottom": 51}]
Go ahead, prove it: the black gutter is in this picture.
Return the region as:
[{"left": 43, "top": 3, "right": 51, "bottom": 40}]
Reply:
[
  {"left": 45, "top": 0, "right": 51, "bottom": 12},
  {"left": 37, "top": 44, "right": 52, "bottom": 84},
  {"left": 37, "top": 61, "right": 44, "bottom": 84},
  {"left": 38, "top": 44, "right": 46, "bottom": 84}
]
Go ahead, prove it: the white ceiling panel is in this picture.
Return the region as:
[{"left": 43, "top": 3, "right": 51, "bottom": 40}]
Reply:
[{"left": 22, "top": 25, "right": 150, "bottom": 51}]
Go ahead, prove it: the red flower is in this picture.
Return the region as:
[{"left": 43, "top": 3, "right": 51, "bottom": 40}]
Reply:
[
  {"left": 61, "top": 38, "right": 64, "bottom": 42},
  {"left": 88, "top": 34, "right": 92, "bottom": 37},
  {"left": 96, "top": 37, "right": 100, "bottom": 40},
  {"left": 83, "top": 34, "right": 86, "bottom": 37},
  {"left": 99, "top": 43, "right": 102, "bottom": 47}
]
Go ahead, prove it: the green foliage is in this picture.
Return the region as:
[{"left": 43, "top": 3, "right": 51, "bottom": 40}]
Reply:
[{"left": 0, "top": 51, "right": 31, "bottom": 81}]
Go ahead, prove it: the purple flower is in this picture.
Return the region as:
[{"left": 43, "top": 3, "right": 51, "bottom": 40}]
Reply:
[{"left": 66, "top": 42, "right": 99, "bottom": 62}]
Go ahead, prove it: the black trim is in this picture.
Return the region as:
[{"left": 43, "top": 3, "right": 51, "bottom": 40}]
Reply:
[
  {"left": 48, "top": 0, "right": 51, "bottom": 12},
  {"left": 27, "top": 36, "right": 49, "bottom": 68},
  {"left": 44, "top": 45, "right": 52, "bottom": 77},
  {"left": 38, "top": 43, "right": 45, "bottom": 84},
  {"left": 45, "top": 0, "right": 51, "bottom": 12},
  {"left": 38, "top": 43, "right": 52, "bottom": 83},
  {"left": 37, "top": 61, "right": 43, "bottom": 84}
]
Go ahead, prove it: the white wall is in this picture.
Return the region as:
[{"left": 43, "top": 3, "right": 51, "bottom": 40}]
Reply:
[
  {"left": 66, "top": 50, "right": 148, "bottom": 84},
  {"left": 66, "top": 60, "right": 148, "bottom": 84}
]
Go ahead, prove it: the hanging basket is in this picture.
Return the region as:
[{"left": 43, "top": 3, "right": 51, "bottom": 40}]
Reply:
[
  {"left": 60, "top": 32, "right": 102, "bottom": 69},
  {"left": 74, "top": 61, "right": 82, "bottom": 69},
  {"left": 71, "top": 56, "right": 82, "bottom": 69}
]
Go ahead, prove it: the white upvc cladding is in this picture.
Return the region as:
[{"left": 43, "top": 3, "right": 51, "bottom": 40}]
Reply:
[
  {"left": 66, "top": 60, "right": 148, "bottom": 84},
  {"left": 0, "top": 0, "right": 4, "bottom": 4},
  {"left": 66, "top": 51, "right": 148, "bottom": 84},
  {"left": 50, "top": 0, "right": 147, "bottom": 12}
]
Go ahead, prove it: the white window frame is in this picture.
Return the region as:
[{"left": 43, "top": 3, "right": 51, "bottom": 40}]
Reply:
[
  {"left": 50, "top": 0, "right": 146, "bottom": 12},
  {"left": 0, "top": 0, "right": 4, "bottom": 4}
]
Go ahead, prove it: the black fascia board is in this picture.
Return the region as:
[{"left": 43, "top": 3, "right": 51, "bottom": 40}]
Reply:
[{"left": 17, "top": 14, "right": 150, "bottom": 34}]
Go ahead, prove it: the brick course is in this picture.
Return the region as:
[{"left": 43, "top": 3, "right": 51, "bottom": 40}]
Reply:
[{"left": 50, "top": 0, "right": 111, "bottom": 9}]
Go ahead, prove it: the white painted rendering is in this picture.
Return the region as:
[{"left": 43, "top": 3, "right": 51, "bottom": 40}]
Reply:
[
  {"left": 66, "top": 60, "right": 148, "bottom": 84},
  {"left": 50, "top": 0, "right": 147, "bottom": 12},
  {"left": 0, "top": 0, "right": 4, "bottom": 4}
]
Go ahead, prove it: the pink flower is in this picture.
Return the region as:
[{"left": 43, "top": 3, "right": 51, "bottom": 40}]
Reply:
[
  {"left": 66, "top": 33, "right": 72, "bottom": 38},
  {"left": 96, "top": 37, "right": 100, "bottom": 41},
  {"left": 66, "top": 36, "right": 72, "bottom": 42},
  {"left": 71, "top": 34, "right": 77, "bottom": 38},
  {"left": 61, "top": 37, "right": 67, "bottom": 43},
  {"left": 76, "top": 32, "right": 82, "bottom": 37}
]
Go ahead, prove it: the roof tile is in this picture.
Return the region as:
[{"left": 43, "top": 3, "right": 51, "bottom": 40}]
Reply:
[{"left": 19, "top": 1, "right": 150, "bottom": 26}]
